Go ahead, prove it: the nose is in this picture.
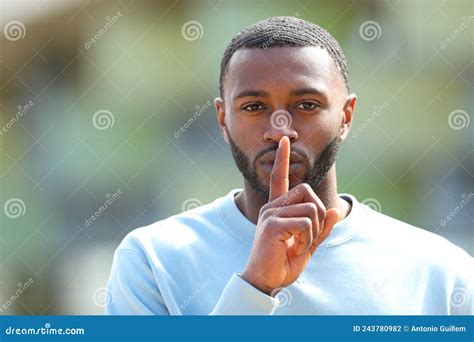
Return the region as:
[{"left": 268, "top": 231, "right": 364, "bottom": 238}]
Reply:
[{"left": 263, "top": 109, "right": 299, "bottom": 144}]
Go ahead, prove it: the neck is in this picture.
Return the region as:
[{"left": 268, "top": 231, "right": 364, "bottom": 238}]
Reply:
[{"left": 234, "top": 164, "right": 351, "bottom": 225}]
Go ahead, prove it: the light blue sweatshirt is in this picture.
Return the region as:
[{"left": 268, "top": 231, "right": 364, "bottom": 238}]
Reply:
[{"left": 105, "top": 189, "right": 473, "bottom": 315}]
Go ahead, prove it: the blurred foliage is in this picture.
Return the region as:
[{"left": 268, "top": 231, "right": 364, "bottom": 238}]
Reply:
[{"left": 0, "top": 0, "right": 472, "bottom": 314}]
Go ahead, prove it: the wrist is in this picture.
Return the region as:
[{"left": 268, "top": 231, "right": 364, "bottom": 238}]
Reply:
[{"left": 240, "top": 271, "right": 275, "bottom": 296}]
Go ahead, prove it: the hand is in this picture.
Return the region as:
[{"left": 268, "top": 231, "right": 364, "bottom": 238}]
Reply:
[{"left": 241, "top": 136, "right": 340, "bottom": 295}]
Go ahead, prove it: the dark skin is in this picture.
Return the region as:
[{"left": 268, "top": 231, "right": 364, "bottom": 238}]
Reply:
[{"left": 214, "top": 46, "right": 357, "bottom": 295}]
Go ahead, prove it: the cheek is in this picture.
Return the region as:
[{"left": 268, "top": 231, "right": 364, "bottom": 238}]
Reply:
[
  {"left": 228, "top": 116, "right": 265, "bottom": 146},
  {"left": 295, "top": 116, "right": 336, "bottom": 154}
]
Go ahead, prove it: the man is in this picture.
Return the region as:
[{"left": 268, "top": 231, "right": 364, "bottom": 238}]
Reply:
[{"left": 106, "top": 16, "right": 473, "bottom": 315}]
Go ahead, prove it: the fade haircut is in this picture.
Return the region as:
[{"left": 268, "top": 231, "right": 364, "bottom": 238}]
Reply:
[{"left": 219, "top": 16, "right": 349, "bottom": 98}]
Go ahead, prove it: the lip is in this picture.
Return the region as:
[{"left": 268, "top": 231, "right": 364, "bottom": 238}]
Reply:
[
  {"left": 259, "top": 151, "right": 305, "bottom": 164},
  {"left": 259, "top": 160, "right": 304, "bottom": 173}
]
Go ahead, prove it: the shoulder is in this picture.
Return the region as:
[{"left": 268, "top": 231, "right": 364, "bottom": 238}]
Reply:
[
  {"left": 360, "top": 203, "right": 473, "bottom": 280},
  {"left": 116, "top": 196, "right": 226, "bottom": 257}
]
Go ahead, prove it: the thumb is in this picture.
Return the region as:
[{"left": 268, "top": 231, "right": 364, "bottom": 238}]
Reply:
[{"left": 323, "top": 208, "right": 340, "bottom": 234}]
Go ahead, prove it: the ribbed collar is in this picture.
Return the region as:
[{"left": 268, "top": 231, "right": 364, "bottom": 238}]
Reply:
[{"left": 216, "top": 188, "right": 365, "bottom": 248}]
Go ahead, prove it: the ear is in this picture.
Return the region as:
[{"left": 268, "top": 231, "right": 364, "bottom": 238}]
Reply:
[
  {"left": 214, "top": 97, "right": 230, "bottom": 144},
  {"left": 339, "top": 94, "right": 356, "bottom": 141}
]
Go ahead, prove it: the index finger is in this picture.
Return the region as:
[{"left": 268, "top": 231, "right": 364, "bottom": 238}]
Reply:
[{"left": 269, "top": 136, "right": 290, "bottom": 201}]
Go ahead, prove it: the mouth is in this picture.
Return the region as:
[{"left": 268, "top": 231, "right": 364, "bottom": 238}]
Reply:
[
  {"left": 259, "top": 151, "right": 304, "bottom": 163},
  {"left": 259, "top": 160, "right": 304, "bottom": 173}
]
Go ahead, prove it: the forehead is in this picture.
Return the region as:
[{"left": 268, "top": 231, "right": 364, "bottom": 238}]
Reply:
[{"left": 224, "top": 46, "right": 337, "bottom": 98}]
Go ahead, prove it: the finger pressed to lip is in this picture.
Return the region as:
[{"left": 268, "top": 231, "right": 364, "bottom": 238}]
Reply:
[
  {"left": 268, "top": 136, "right": 290, "bottom": 201},
  {"left": 259, "top": 151, "right": 305, "bottom": 164},
  {"left": 260, "top": 161, "right": 303, "bottom": 173}
]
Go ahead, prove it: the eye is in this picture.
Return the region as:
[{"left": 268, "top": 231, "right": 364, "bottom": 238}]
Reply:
[
  {"left": 242, "top": 103, "right": 266, "bottom": 112},
  {"left": 295, "top": 101, "right": 319, "bottom": 111}
]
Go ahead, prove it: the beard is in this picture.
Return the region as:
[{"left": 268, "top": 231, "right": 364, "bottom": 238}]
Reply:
[{"left": 227, "top": 130, "right": 341, "bottom": 200}]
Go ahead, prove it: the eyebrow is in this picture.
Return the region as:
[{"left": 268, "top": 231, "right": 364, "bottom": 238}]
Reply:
[
  {"left": 290, "top": 87, "right": 326, "bottom": 97},
  {"left": 233, "top": 90, "right": 269, "bottom": 100},
  {"left": 233, "top": 87, "right": 326, "bottom": 101}
]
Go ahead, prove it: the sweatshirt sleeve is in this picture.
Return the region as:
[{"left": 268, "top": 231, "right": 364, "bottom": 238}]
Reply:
[
  {"left": 105, "top": 248, "right": 170, "bottom": 315},
  {"left": 106, "top": 247, "right": 279, "bottom": 315},
  {"left": 210, "top": 273, "right": 280, "bottom": 315},
  {"left": 449, "top": 255, "right": 474, "bottom": 315}
]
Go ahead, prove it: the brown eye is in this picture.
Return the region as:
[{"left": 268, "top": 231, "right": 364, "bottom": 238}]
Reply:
[
  {"left": 296, "top": 102, "right": 319, "bottom": 111},
  {"left": 242, "top": 103, "right": 265, "bottom": 112}
]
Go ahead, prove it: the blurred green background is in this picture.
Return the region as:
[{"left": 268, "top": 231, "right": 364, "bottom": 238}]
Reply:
[{"left": 0, "top": 0, "right": 472, "bottom": 314}]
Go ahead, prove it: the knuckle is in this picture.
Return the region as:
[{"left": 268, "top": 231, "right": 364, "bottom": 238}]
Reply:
[
  {"left": 259, "top": 203, "right": 270, "bottom": 215},
  {"left": 320, "top": 208, "right": 327, "bottom": 221},
  {"left": 263, "top": 208, "right": 276, "bottom": 220},
  {"left": 307, "top": 202, "right": 318, "bottom": 217},
  {"left": 299, "top": 183, "right": 312, "bottom": 194},
  {"left": 263, "top": 216, "right": 277, "bottom": 228},
  {"left": 301, "top": 217, "right": 312, "bottom": 229}
]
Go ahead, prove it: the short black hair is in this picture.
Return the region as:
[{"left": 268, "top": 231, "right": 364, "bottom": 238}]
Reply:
[{"left": 219, "top": 16, "right": 349, "bottom": 98}]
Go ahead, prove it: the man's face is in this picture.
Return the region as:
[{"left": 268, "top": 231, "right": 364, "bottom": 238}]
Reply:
[{"left": 216, "top": 46, "right": 354, "bottom": 200}]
